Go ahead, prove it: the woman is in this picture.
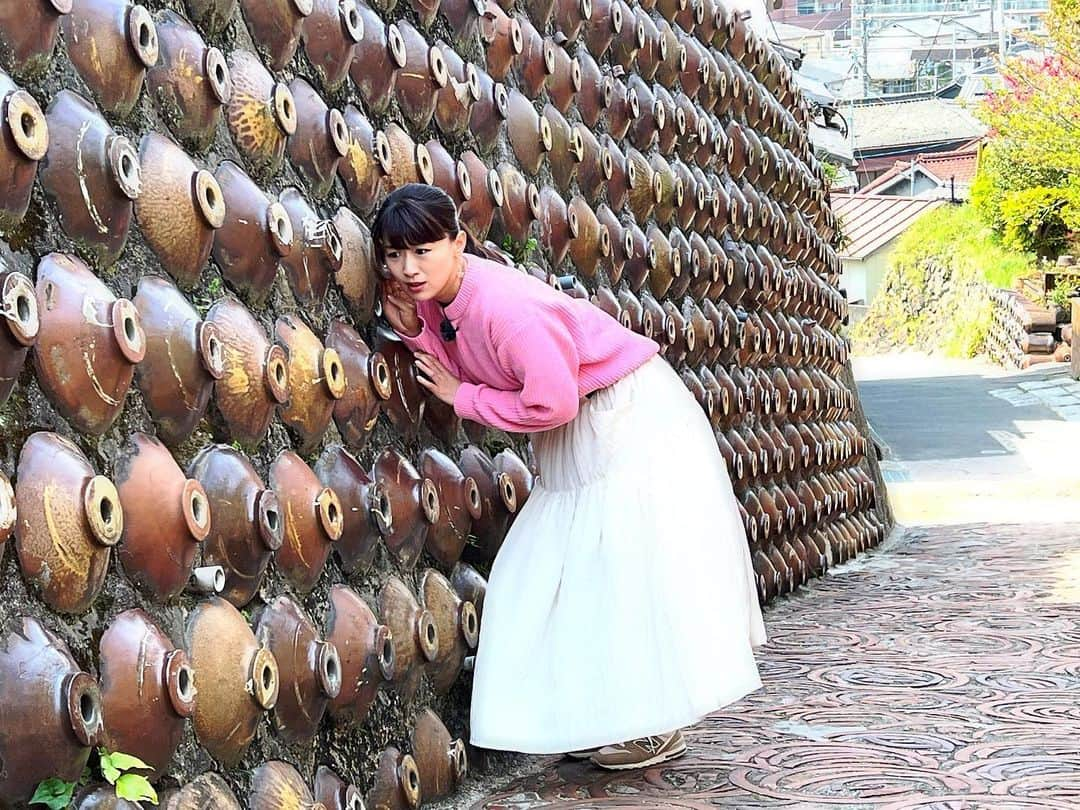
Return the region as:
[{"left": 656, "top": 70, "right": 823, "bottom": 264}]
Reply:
[{"left": 375, "top": 184, "right": 766, "bottom": 770}]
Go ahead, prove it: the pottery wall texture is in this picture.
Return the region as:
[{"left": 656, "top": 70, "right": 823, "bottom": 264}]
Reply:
[{"left": 0, "top": 0, "right": 890, "bottom": 806}]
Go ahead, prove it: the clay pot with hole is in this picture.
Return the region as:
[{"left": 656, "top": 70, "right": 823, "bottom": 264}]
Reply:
[
  {"left": 411, "top": 708, "right": 468, "bottom": 799},
  {"left": 62, "top": 0, "right": 157, "bottom": 116},
  {"left": 254, "top": 596, "right": 341, "bottom": 742},
  {"left": 654, "top": 19, "right": 683, "bottom": 89},
  {"left": 368, "top": 747, "right": 422, "bottom": 810},
  {"left": 420, "top": 449, "right": 481, "bottom": 566},
  {"left": 632, "top": 10, "right": 662, "bottom": 80},
  {"left": 538, "top": 185, "right": 571, "bottom": 266},
  {"left": 373, "top": 330, "right": 427, "bottom": 438},
  {"left": 459, "top": 445, "right": 523, "bottom": 563},
  {"left": 575, "top": 124, "right": 608, "bottom": 204},
  {"left": 205, "top": 297, "right": 290, "bottom": 445},
  {"left": 642, "top": 225, "right": 678, "bottom": 299},
  {"left": 379, "top": 576, "right": 439, "bottom": 700},
  {"left": 682, "top": 368, "right": 710, "bottom": 417},
  {"left": 469, "top": 70, "right": 508, "bottom": 154},
  {"left": 270, "top": 450, "right": 343, "bottom": 594},
  {"left": 625, "top": 145, "right": 658, "bottom": 222},
  {"left": 662, "top": 300, "right": 690, "bottom": 365},
  {"left": 567, "top": 195, "right": 606, "bottom": 278},
  {"left": 213, "top": 161, "right": 292, "bottom": 303},
  {"left": 186, "top": 597, "right": 277, "bottom": 766},
  {"left": 339, "top": 105, "right": 391, "bottom": 215},
  {"left": 325, "top": 320, "right": 390, "bottom": 450},
  {"left": 496, "top": 162, "right": 540, "bottom": 244},
  {"left": 275, "top": 315, "right": 345, "bottom": 450},
  {"left": 187, "top": 445, "right": 282, "bottom": 607},
  {"left": 575, "top": 51, "right": 611, "bottom": 128},
  {"left": 115, "top": 433, "right": 210, "bottom": 602},
  {"left": 591, "top": 284, "right": 620, "bottom": 321},
  {"left": 514, "top": 16, "right": 549, "bottom": 99},
  {"left": 450, "top": 561, "right": 487, "bottom": 621},
  {"left": 225, "top": 50, "right": 296, "bottom": 177},
  {"left": 326, "top": 585, "right": 395, "bottom": 724},
  {"left": 544, "top": 103, "right": 581, "bottom": 194},
  {"left": 601, "top": 135, "right": 631, "bottom": 210},
  {"left": 0, "top": 0, "right": 70, "bottom": 77},
  {"left": 136, "top": 133, "right": 223, "bottom": 288},
  {"left": 383, "top": 122, "right": 432, "bottom": 191},
  {"left": 459, "top": 150, "right": 503, "bottom": 241},
  {"left": 666, "top": 227, "right": 693, "bottom": 299},
  {"left": 441, "top": 0, "right": 486, "bottom": 41},
  {"left": 133, "top": 277, "right": 223, "bottom": 445},
  {"left": 332, "top": 212, "right": 378, "bottom": 323},
  {"left": 679, "top": 33, "right": 706, "bottom": 99},
  {"left": 420, "top": 569, "right": 480, "bottom": 692},
  {"left": 40, "top": 91, "right": 140, "bottom": 267},
  {"left": 15, "top": 432, "right": 120, "bottom": 614},
  {"left": 302, "top": 0, "right": 363, "bottom": 90},
  {"left": 316, "top": 445, "right": 390, "bottom": 572},
  {"left": 33, "top": 253, "right": 144, "bottom": 434},
  {"left": 0, "top": 269, "right": 37, "bottom": 407},
  {"left": 394, "top": 22, "right": 447, "bottom": 129},
  {"left": 654, "top": 84, "right": 679, "bottom": 157},
  {"left": 626, "top": 75, "right": 660, "bottom": 152},
  {"left": 682, "top": 298, "right": 712, "bottom": 366},
  {"left": 99, "top": 610, "right": 194, "bottom": 779},
  {"left": 506, "top": 89, "right": 551, "bottom": 175},
  {"left": 548, "top": 42, "right": 580, "bottom": 113},
  {"left": 0, "top": 617, "right": 103, "bottom": 803},
  {"left": 279, "top": 188, "right": 341, "bottom": 304},
  {"left": 655, "top": 0, "right": 683, "bottom": 23},
  {"left": 239, "top": 0, "right": 311, "bottom": 70},
  {"left": 641, "top": 293, "right": 673, "bottom": 352},
  {"left": 605, "top": 76, "right": 636, "bottom": 140},
  {"left": 434, "top": 45, "right": 480, "bottom": 135},
  {"left": 554, "top": 0, "right": 591, "bottom": 42},
  {"left": 351, "top": 6, "right": 400, "bottom": 113},
  {"left": 372, "top": 448, "right": 439, "bottom": 570},
  {"left": 686, "top": 231, "right": 714, "bottom": 300},
  {"left": 0, "top": 70, "right": 47, "bottom": 230},
  {"left": 181, "top": 0, "right": 236, "bottom": 35},
  {"left": 584, "top": 0, "right": 621, "bottom": 57},
  {"left": 250, "top": 762, "right": 322, "bottom": 810},
  {"left": 596, "top": 205, "right": 632, "bottom": 284},
  {"left": 480, "top": 3, "right": 522, "bottom": 81},
  {"left": 650, "top": 152, "right": 680, "bottom": 225},
  {"left": 621, "top": 221, "right": 651, "bottom": 293},
  {"left": 315, "top": 766, "right": 363, "bottom": 810},
  {"left": 286, "top": 79, "right": 348, "bottom": 198}
]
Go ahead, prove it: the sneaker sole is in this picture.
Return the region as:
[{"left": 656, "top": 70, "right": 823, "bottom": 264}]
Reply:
[
  {"left": 590, "top": 739, "right": 688, "bottom": 771},
  {"left": 565, "top": 750, "right": 601, "bottom": 760}
]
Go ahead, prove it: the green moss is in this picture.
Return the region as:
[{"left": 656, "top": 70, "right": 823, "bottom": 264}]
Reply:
[{"left": 852, "top": 204, "right": 1034, "bottom": 359}]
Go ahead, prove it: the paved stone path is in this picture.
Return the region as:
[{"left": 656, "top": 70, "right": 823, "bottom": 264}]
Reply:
[{"left": 474, "top": 521, "right": 1080, "bottom": 809}]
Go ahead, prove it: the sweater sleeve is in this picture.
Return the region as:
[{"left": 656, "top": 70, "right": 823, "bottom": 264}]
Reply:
[
  {"left": 398, "top": 301, "right": 462, "bottom": 377},
  {"left": 453, "top": 319, "right": 581, "bottom": 433}
]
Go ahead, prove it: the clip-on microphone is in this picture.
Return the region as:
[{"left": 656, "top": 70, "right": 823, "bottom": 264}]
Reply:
[{"left": 440, "top": 314, "right": 457, "bottom": 342}]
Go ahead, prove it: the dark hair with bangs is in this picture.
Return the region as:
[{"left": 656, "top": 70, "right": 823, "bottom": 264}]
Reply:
[{"left": 372, "top": 183, "right": 506, "bottom": 266}]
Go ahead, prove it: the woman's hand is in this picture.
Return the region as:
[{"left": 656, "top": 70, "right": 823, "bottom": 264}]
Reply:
[
  {"left": 415, "top": 353, "right": 461, "bottom": 406},
  {"left": 381, "top": 280, "right": 421, "bottom": 337}
]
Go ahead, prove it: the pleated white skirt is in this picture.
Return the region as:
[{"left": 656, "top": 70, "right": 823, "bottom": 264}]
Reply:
[{"left": 469, "top": 355, "right": 767, "bottom": 754}]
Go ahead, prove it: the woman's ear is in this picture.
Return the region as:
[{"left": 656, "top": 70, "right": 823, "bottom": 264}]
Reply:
[{"left": 453, "top": 230, "right": 468, "bottom": 253}]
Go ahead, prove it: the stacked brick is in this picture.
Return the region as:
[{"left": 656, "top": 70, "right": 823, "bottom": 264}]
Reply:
[
  {"left": 986, "top": 288, "right": 1068, "bottom": 370},
  {"left": 0, "top": 0, "right": 886, "bottom": 805}
]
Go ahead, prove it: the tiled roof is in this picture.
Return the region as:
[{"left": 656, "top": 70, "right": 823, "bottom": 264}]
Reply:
[
  {"left": 860, "top": 143, "right": 981, "bottom": 193},
  {"left": 851, "top": 99, "right": 988, "bottom": 151},
  {"left": 832, "top": 193, "right": 946, "bottom": 260}
]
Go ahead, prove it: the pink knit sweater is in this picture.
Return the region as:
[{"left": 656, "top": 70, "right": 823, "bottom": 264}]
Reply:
[{"left": 399, "top": 255, "right": 659, "bottom": 433}]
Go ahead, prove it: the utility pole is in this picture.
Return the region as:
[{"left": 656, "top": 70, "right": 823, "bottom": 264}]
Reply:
[{"left": 997, "top": 0, "right": 1007, "bottom": 60}]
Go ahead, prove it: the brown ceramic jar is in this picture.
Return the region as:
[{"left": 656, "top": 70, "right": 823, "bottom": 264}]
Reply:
[
  {"left": 371, "top": 447, "right": 440, "bottom": 570},
  {"left": 115, "top": 433, "right": 210, "bottom": 602},
  {"left": 339, "top": 105, "right": 392, "bottom": 215},
  {"left": 0, "top": 0, "right": 71, "bottom": 77},
  {"left": 255, "top": 596, "right": 341, "bottom": 742},
  {"left": 0, "top": 617, "right": 103, "bottom": 803},
  {"left": 496, "top": 162, "right": 541, "bottom": 245},
  {"left": 326, "top": 585, "right": 395, "bottom": 725},
  {"left": 161, "top": 772, "right": 242, "bottom": 809},
  {"left": 411, "top": 709, "right": 468, "bottom": 801},
  {"left": 373, "top": 331, "right": 427, "bottom": 439},
  {"left": 0, "top": 69, "right": 47, "bottom": 230},
  {"left": 61, "top": 0, "right": 158, "bottom": 116},
  {"left": 394, "top": 21, "right": 448, "bottom": 130},
  {"left": 506, "top": 88, "right": 552, "bottom": 175},
  {"left": 420, "top": 568, "right": 479, "bottom": 693},
  {"left": 188, "top": 445, "right": 284, "bottom": 607},
  {"left": 458, "top": 445, "right": 517, "bottom": 563},
  {"left": 0, "top": 269, "right": 38, "bottom": 407},
  {"left": 99, "top": 609, "right": 195, "bottom": 778},
  {"left": 40, "top": 90, "right": 141, "bottom": 267},
  {"left": 276, "top": 315, "right": 346, "bottom": 451},
  {"left": 184, "top": 596, "right": 279, "bottom": 766},
  {"left": 205, "top": 297, "right": 290, "bottom": 445},
  {"left": 278, "top": 188, "right": 342, "bottom": 305},
  {"left": 367, "top": 747, "right": 422, "bottom": 810},
  {"left": 239, "top": 0, "right": 312, "bottom": 70},
  {"left": 420, "top": 448, "right": 481, "bottom": 566},
  {"left": 286, "top": 78, "right": 349, "bottom": 198},
  {"left": 379, "top": 576, "right": 439, "bottom": 700},
  {"left": 225, "top": 49, "right": 297, "bottom": 176},
  {"left": 350, "top": 6, "right": 401, "bottom": 113},
  {"left": 302, "top": 0, "right": 362, "bottom": 90},
  {"left": 270, "top": 449, "right": 344, "bottom": 593},
  {"left": 316, "top": 445, "right": 391, "bottom": 573},
  {"left": 315, "top": 766, "right": 364, "bottom": 810}
]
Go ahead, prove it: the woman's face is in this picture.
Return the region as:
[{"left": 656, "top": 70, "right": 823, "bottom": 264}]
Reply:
[{"left": 382, "top": 231, "right": 467, "bottom": 302}]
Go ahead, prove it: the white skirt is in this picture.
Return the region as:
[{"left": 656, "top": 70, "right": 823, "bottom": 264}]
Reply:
[{"left": 469, "top": 355, "right": 767, "bottom": 754}]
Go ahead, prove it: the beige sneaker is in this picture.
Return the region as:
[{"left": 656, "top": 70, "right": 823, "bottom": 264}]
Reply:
[
  {"left": 564, "top": 747, "right": 602, "bottom": 760},
  {"left": 589, "top": 730, "right": 687, "bottom": 770}
]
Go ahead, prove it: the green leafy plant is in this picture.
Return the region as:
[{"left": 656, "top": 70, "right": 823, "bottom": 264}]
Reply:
[
  {"left": 31, "top": 750, "right": 158, "bottom": 809},
  {"left": 1047, "top": 275, "right": 1080, "bottom": 311},
  {"left": 500, "top": 234, "right": 539, "bottom": 264},
  {"left": 999, "top": 186, "right": 1076, "bottom": 257}
]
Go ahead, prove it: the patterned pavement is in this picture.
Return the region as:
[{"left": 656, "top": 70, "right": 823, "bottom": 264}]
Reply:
[{"left": 475, "top": 522, "right": 1080, "bottom": 809}]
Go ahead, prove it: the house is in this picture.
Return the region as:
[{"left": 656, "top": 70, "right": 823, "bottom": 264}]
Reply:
[
  {"left": 832, "top": 194, "right": 946, "bottom": 307},
  {"left": 858, "top": 140, "right": 982, "bottom": 199}
]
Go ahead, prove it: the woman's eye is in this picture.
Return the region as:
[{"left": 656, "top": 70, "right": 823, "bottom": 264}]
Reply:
[{"left": 415, "top": 248, "right": 429, "bottom": 255}]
